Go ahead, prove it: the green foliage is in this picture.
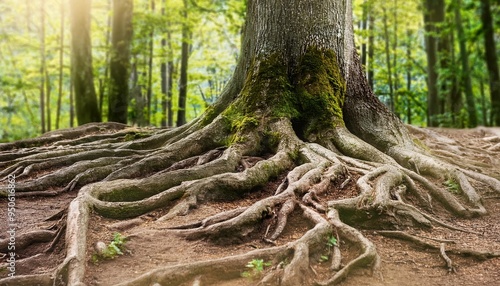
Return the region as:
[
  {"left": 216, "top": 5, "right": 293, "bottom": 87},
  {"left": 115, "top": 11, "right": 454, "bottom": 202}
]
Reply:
[
  {"left": 241, "top": 259, "right": 272, "bottom": 279},
  {"left": 92, "top": 232, "right": 127, "bottom": 263},
  {"left": 320, "top": 234, "right": 338, "bottom": 262},
  {"left": 444, "top": 177, "right": 460, "bottom": 194}
]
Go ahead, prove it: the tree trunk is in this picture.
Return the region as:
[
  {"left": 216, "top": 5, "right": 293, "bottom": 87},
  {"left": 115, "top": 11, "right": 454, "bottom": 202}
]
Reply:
[
  {"left": 454, "top": 0, "right": 477, "bottom": 127},
  {"left": 406, "top": 27, "right": 413, "bottom": 125},
  {"left": 382, "top": 7, "right": 394, "bottom": 112},
  {"left": 108, "top": 0, "right": 133, "bottom": 124},
  {"left": 146, "top": 0, "right": 155, "bottom": 126},
  {"left": 69, "top": 0, "right": 102, "bottom": 125},
  {"left": 99, "top": 0, "right": 113, "bottom": 119},
  {"left": 367, "top": 3, "right": 375, "bottom": 91},
  {"left": 39, "top": 0, "right": 46, "bottom": 134},
  {"left": 423, "top": 0, "right": 445, "bottom": 127},
  {"left": 56, "top": 0, "right": 64, "bottom": 130},
  {"left": 177, "top": 0, "right": 190, "bottom": 127},
  {"left": 480, "top": 0, "right": 500, "bottom": 126}
]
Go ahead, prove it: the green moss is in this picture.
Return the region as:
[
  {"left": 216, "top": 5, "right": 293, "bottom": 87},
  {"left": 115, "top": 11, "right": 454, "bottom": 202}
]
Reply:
[
  {"left": 293, "top": 47, "right": 346, "bottom": 137},
  {"left": 221, "top": 47, "right": 346, "bottom": 146},
  {"left": 200, "top": 105, "right": 217, "bottom": 127},
  {"left": 123, "top": 132, "right": 149, "bottom": 142}
]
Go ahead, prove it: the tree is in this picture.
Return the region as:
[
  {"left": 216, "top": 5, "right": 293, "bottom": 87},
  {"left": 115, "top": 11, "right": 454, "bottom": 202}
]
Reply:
[
  {"left": 69, "top": 0, "right": 101, "bottom": 125},
  {"left": 1, "top": 1, "right": 499, "bottom": 285},
  {"left": 108, "top": 0, "right": 134, "bottom": 124},
  {"left": 177, "top": 0, "right": 190, "bottom": 127},
  {"left": 480, "top": 0, "right": 500, "bottom": 126},
  {"left": 454, "top": 0, "right": 477, "bottom": 128},
  {"left": 423, "top": 0, "right": 445, "bottom": 127},
  {"left": 39, "top": 0, "right": 46, "bottom": 133}
]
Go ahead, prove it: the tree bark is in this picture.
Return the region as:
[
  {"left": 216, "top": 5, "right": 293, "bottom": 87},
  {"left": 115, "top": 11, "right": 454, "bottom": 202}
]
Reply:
[
  {"left": 69, "top": 0, "right": 102, "bottom": 125},
  {"left": 177, "top": 0, "right": 190, "bottom": 127},
  {"left": 480, "top": 0, "right": 500, "bottom": 126},
  {"left": 382, "top": 7, "right": 394, "bottom": 112},
  {"left": 367, "top": 3, "right": 375, "bottom": 91},
  {"left": 39, "top": 0, "right": 46, "bottom": 134},
  {"left": 423, "top": 0, "right": 445, "bottom": 127},
  {"left": 56, "top": 0, "right": 64, "bottom": 130},
  {"left": 454, "top": 0, "right": 477, "bottom": 127},
  {"left": 146, "top": 0, "right": 155, "bottom": 126},
  {"left": 108, "top": 0, "right": 133, "bottom": 124}
]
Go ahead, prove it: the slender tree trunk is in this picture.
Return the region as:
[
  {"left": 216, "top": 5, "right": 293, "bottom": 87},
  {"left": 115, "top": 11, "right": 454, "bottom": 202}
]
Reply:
[
  {"left": 70, "top": 79, "right": 74, "bottom": 127},
  {"left": 392, "top": 0, "right": 399, "bottom": 117},
  {"left": 454, "top": 0, "right": 477, "bottom": 127},
  {"left": 146, "top": 0, "right": 155, "bottom": 125},
  {"left": 367, "top": 3, "right": 374, "bottom": 91},
  {"left": 99, "top": 0, "right": 113, "bottom": 119},
  {"left": 69, "top": 0, "right": 102, "bottom": 125},
  {"left": 480, "top": 0, "right": 500, "bottom": 126},
  {"left": 108, "top": 0, "right": 133, "bottom": 124},
  {"left": 40, "top": 0, "right": 46, "bottom": 133},
  {"left": 45, "top": 70, "right": 51, "bottom": 131},
  {"left": 167, "top": 48, "right": 174, "bottom": 127},
  {"left": 423, "top": 0, "right": 445, "bottom": 127},
  {"left": 161, "top": 37, "right": 168, "bottom": 127},
  {"left": 56, "top": 0, "right": 64, "bottom": 130},
  {"left": 382, "top": 7, "right": 394, "bottom": 112},
  {"left": 406, "top": 26, "right": 412, "bottom": 125},
  {"left": 160, "top": 0, "right": 171, "bottom": 127},
  {"left": 177, "top": 0, "right": 189, "bottom": 127},
  {"left": 449, "top": 28, "right": 462, "bottom": 127},
  {"left": 361, "top": 0, "right": 368, "bottom": 68}
]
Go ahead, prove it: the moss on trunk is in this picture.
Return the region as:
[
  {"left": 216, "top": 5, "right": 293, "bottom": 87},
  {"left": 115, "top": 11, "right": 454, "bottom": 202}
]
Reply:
[{"left": 221, "top": 46, "right": 346, "bottom": 146}]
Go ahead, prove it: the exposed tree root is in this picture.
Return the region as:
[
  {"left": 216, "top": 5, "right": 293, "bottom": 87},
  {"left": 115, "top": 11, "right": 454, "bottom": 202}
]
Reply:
[
  {"left": 1, "top": 119, "right": 499, "bottom": 286},
  {"left": 377, "top": 230, "right": 500, "bottom": 260}
]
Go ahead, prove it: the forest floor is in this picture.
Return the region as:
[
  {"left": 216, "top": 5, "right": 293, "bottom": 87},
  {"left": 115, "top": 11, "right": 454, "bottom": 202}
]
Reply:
[{"left": 1, "top": 126, "right": 499, "bottom": 286}]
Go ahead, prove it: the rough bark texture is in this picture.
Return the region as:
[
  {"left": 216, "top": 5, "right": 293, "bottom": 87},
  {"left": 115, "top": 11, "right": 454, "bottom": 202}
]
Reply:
[
  {"left": 108, "top": 0, "right": 133, "bottom": 124},
  {"left": 480, "top": 0, "right": 500, "bottom": 126},
  {"left": 423, "top": 0, "right": 445, "bottom": 127},
  {"left": 1, "top": 1, "right": 499, "bottom": 286},
  {"left": 69, "top": 0, "right": 102, "bottom": 125}
]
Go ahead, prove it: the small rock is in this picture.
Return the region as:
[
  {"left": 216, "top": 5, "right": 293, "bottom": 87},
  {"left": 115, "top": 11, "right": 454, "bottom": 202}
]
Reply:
[{"left": 94, "top": 241, "right": 107, "bottom": 255}]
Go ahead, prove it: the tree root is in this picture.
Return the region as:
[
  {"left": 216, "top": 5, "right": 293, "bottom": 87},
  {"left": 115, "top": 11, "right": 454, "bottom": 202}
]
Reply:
[
  {"left": 377, "top": 230, "right": 500, "bottom": 260},
  {"left": 2, "top": 118, "right": 499, "bottom": 286}
]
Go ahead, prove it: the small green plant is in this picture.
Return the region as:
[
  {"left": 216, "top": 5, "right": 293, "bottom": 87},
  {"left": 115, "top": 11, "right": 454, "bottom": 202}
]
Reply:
[
  {"left": 241, "top": 259, "right": 272, "bottom": 279},
  {"left": 444, "top": 178, "right": 460, "bottom": 194},
  {"left": 92, "top": 232, "right": 127, "bottom": 263},
  {"left": 320, "top": 235, "right": 338, "bottom": 262}
]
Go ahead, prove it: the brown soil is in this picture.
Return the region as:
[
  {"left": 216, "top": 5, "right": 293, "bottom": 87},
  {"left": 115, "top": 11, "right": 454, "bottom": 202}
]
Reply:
[{"left": 1, "top": 127, "right": 499, "bottom": 285}]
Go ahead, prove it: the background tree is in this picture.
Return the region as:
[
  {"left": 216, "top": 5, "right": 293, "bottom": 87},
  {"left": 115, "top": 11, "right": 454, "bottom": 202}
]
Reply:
[
  {"left": 177, "top": 0, "right": 190, "bottom": 127},
  {"left": 480, "top": 0, "right": 500, "bottom": 126},
  {"left": 454, "top": 0, "right": 477, "bottom": 127},
  {"left": 69, "top": 0, "right": 101, "bottom": 124},
  {"left": 108, "top": 0, "right": 133, "bottom": 123},
  {"left": 423, "top": 0, "right": 445, "bottom": 127}
]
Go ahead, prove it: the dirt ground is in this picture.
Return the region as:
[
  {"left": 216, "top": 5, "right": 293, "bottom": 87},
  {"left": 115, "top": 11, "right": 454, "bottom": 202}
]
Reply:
[{"left": 1, "top": 126, "right": 499, "bottom": 285}]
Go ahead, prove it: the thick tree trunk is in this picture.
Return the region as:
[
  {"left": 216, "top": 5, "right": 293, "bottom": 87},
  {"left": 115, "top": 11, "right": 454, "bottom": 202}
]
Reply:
[
  {"left": 69, "top": 0, "right": 102, "bottom": 125},
  {"left": 108, "top": 0, "right": 133, "bottom": 124},
  {"left": 480, "top": 0, "right": 500, "bottom": 126}
]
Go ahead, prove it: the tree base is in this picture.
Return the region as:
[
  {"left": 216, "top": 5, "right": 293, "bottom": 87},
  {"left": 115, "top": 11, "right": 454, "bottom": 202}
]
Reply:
[{"left": 1, "top": 121, "right": 499, "bottom": 285}]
